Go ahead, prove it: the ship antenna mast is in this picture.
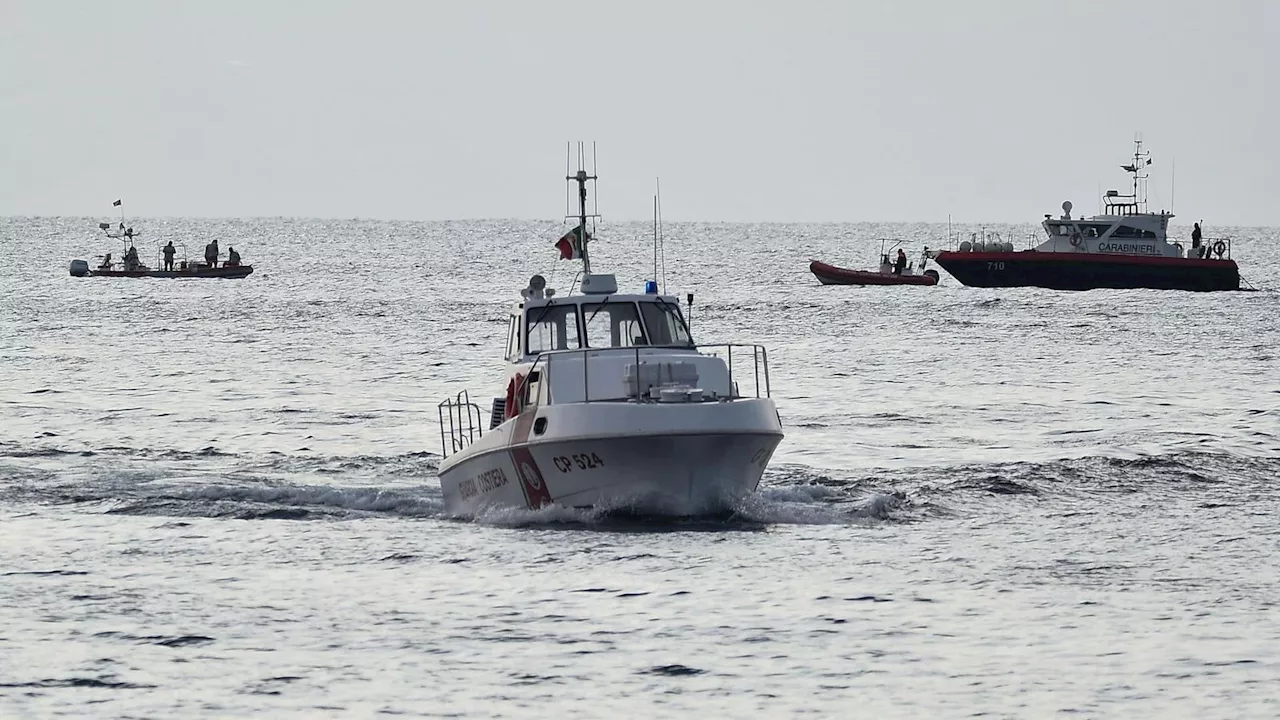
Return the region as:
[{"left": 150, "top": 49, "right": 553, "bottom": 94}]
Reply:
[
  {"left": 1129, "top": 134, "right": 1151, "bottom": 212},
  {"left": 566, "top": 142, "right": 599, "bottom": 276},
  {"left": 103, "top": 199, "right": 137, "bottom": 250}
]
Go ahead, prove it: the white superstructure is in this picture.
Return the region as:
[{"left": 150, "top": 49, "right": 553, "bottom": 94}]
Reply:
[{"left": 435, "top": 147, "right": 783, "bottom": 516}]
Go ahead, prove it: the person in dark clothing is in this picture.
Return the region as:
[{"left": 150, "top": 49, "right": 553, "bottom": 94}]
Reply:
[
  {"left": 204, "top": 240, "right": 219, "bottom": 269},
  {"left": 163, "top": 241, "right": 176, "bottom": 271},
  {"left": 893, "top": 249, "right": 908, "bottom": 275},
  {"left": 226, "top": 246, "right": 241, "bottom": 267}
]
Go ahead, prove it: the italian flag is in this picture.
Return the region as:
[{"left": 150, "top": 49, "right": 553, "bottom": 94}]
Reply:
[{"left": 555, "top": 224, "right": 590, "bottom": 259}]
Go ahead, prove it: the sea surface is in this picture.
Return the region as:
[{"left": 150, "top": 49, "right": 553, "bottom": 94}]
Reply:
[{"left": 2, "top": 217, "right": 1278, "bottom": 718}]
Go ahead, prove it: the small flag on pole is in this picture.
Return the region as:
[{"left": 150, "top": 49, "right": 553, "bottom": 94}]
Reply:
[
  {"left": 112, "top": 199, "right": 122, "bottom": 206},
  {"left": 555, "top": 224, "right": 590, "bottom": 259}
]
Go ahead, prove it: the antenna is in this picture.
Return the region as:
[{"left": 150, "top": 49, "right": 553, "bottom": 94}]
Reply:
[
  {"left": 103, "top": 199, "right": 137, "bottom": 250},
  {"left": 564, "top": 142, "right": 600, "bottom": 276},
  {"left": 656, "top": 177, "right": 667, "bottom": 294},
  {"left": 1171, "top": 156, "right": 1176, "bottom": 214},
  {"left": 1135, "top": 135, "right": 1143, "bottom": 209},
  {"left": 652, "top": 192, "right": 659, "bottom": 288},
  {"left": 1128, "top": 133, "right": 1151, "bottom": 211},
  {"left": 565, "top": 143, "right": 572, "bottom": 220}
]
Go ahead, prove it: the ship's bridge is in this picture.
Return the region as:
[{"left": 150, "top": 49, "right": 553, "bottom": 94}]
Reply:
[
  {"left": 506, "top": 274, "right": 694, "bottom": 362},
  {"left": 483, "top": 274, "right": 764, "bottom": 413}
]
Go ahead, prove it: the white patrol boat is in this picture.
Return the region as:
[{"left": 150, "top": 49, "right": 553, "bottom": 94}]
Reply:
[{"left": 435, "top": 147, "right": 784, "bottom": 517}]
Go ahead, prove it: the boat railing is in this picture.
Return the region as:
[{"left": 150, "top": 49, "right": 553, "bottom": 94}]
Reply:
[
  {"left": 154, "top": 243, "right": 189, "bottom": 270},
  {"left": 520, "top": 343, "right": 772, "bottom": 409},
  {"left": 437, "top": 389, "right": 485, "bottom": 459},
  {"left": 1199, "top": 236, "right": 1233, "bottom": 260},
  {"left": 928, "top": 228, "right": 1034, "bottom": 253}
]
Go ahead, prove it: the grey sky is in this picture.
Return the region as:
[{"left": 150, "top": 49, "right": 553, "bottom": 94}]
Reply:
[{"left": 2, "top": 0, "right": 1275, "bottom": 224}]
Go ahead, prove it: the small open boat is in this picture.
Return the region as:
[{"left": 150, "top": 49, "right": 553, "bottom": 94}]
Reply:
[
  {"left": 69, "top": 200, "right": 253, "bottom": 279},
  {"left": 79, "top": 262, "right": 254, "bottom": 279},
  {"left": 809, "top": 260, "right": 938, "bottom": 286},
  {"left": 810, "top": 239, "right": 938, "bottom": 286}
]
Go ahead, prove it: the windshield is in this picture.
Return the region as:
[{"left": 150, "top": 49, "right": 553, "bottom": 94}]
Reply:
[
  {"left": 640, "top": 301, "right": 694, "bottom": 347},
  {"left": 526, "top": 299, "right": 695, "bottom": 353},
  {"left": 581, "top": 302, "right": 646, "bottom": 348},
  {"left": 526, "top": 304, "right": 580, "bottom": 354}
]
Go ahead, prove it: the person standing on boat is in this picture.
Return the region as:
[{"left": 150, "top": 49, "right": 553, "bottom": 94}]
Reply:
[
  {"left": 162, "top": 241, "right": 176, "bottom": 271},
  {"left": 1191, "top": 222, "right": 1204, "bottom": 257},
  {"left": 226, "top": 246, "right": 241, "bottom": 267},
  {"left": 204, "top": 240, "right": 218, "bottom": 269},
  {"left": 893, "top": 249, "right": 908, "bottom": 275},
  {"left": 124, "top": 245, "right": 140, "bottom": 271}
]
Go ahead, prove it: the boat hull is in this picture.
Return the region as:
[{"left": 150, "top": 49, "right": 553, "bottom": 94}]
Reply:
[
  {"left": 809, "top": 260, "right": 937, "bottom": 286},
  {"left": 438, "top": 399, "right": 784, "bottom": 517},
  {"left": 88, "top": 265, "right": 254, "bottom": 279},
  {"left": 932, "top": 251, "right": 1239, "bottom": 291}
]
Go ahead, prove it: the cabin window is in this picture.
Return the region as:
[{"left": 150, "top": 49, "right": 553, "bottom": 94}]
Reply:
[
  {"left": 639, "top": 302, "right": 694, "bottom": 347},
  {"left": 1053, "top": 224, "right": 1071, "bottom": 236},
  {"left": 505, "top": 316, "right": 520, "bottom": 360},
  {"left": 526, "top": 304, "right": 581, "bottom": 354},
  {"left": 581, "top": 302, "right": 646, "bottom": 348},
  {"left": 1110, "top": 225, "right": 1158, "bottom": 239}
]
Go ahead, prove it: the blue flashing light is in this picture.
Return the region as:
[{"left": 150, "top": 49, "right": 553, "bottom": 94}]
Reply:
[{"left": 644, "top": 280, "right": 659, "bottom": 294}]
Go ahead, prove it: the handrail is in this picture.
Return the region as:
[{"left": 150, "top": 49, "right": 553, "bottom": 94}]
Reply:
[
  {"left": 436, "top": 389, "right": 484, "bottom": 458},
  {"left": 1202, "top": 236, "right": 1233, "bottom": 260},
  {"left": 154, "top": 242, "right": 189, "bottom": 270}
]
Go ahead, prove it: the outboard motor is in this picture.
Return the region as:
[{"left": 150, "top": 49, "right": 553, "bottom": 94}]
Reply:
[{"left": 69, "top": 259, "right": 90, "bottom": 277}]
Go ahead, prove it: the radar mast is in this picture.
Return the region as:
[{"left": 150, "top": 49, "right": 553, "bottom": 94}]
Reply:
[{"left": 565, "top": 142, "right": 600, "bottom": 275}]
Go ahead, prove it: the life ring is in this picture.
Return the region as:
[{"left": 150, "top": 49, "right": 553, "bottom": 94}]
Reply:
[
  {"left": 504, "top": 372, "right": 526, "bottom": 419},
  {"left": 1212, "top": 240, "right": 1226, "bottom": 257},
  {"left": 1069, "top": 232, "right": 1082, "bottom": 247}
]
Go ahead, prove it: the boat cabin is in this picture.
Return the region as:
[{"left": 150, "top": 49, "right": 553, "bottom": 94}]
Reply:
[
  {"left": 484, "top": 273, "right": 759, "bottom": 423},
  {"left": 505, "top": 274, "right": 694, "bottom": 362},
  {"left": 1034, "top": 196, "right": 1178, "bottom": 257},
  {"left": 1029, "top": 139, "right": 1192, "bottom": 258},
  {"left": 440, "top": 150, "right": 775, "bottom": 444}
]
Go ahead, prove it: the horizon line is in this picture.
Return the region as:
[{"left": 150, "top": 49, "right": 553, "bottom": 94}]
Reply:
[{"left": 1, "top": 213, "right": 1271, "bottom": 228}]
